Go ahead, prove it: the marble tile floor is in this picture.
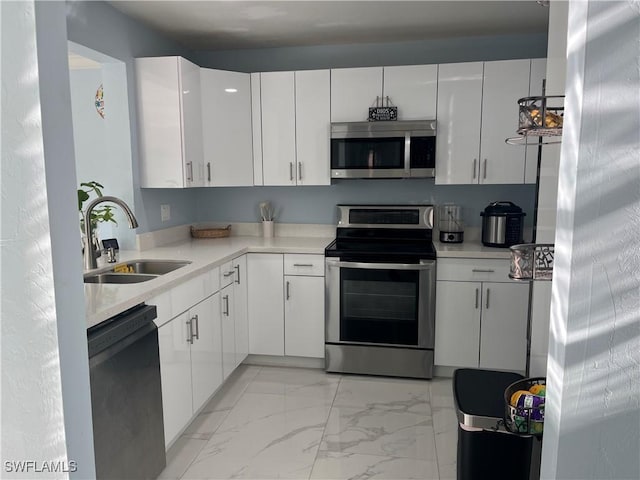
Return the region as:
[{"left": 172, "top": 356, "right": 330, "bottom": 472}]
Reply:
[{"left": 159, "top": 365, "right": 458, "bottom": 480}]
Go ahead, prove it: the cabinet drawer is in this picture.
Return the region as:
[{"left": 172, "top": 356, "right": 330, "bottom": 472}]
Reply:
[
  {"left": 437, "top": 258, "right": 510, "bottom": 282},
  {"left": 284, "top": 254, "right": 324, "bottom": 276},
  {"left": 170, "top": 272, "right": 209, "bottom": 316},
  {"left": 220, "top": 260, "right": 236, "bottom": 287}
]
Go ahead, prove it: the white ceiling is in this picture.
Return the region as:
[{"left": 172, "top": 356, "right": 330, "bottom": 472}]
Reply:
[{"left": 109, "top": 1, "right": 549, "bottom": 51}]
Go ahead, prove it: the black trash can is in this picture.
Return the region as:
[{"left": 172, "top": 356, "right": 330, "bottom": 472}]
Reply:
[{"left": 453, "top": 368, "right": 534, "bottom": 480}]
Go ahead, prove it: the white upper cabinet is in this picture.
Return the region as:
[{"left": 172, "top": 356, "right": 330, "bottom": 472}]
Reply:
[
  {"left": 436, "top": 59, "right": 532, "bottom": 185},
  {"left": 524, "top": 58, "right": 547, "bottom": 184},
  {"left": 200, "top": 68, "right": 253, "bottom": 186},
  {"left": 295, "top": 70, "right": 330, "bottom": 186},
  {"left": 435, "top": 62, "right": 484, "bottom": 185},
  {"left": 330, "top": 65, "right": 437, "bottom": 122},
  {"left": 383, "top": 65, "right": 438, "bottom": 120},
  {"left": 136, "top": 56, "right": 204, "bottom": 188},
  {"left": 260, "top": 71, "right": 297, "bottom": 186},
  {"left": 253, "top": 70, "right": 330, "bottom": 186},
  {"left": 330, "top": 67, "right": 383, "bottom": 122},
  {"left": 479, "top": 59, "right": 531, "bottom": 184}
]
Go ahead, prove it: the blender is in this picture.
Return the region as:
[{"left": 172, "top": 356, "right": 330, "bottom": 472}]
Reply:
[{"left": 438, "top": 204, "right": 464, "bottom": 243}]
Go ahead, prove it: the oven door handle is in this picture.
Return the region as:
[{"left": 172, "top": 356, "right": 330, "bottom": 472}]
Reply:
[{"left": 326, "top": 259, "right": 436, "bottom": 271}]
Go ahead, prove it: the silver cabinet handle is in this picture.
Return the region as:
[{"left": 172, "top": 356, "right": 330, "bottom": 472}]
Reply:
[
  {"left": 186, "top": 318, "right": 193, "bottom": 344},
  {"left": 475, "top": 288, "right": 479, "bottom": 309},
  {"left": 186, "top": 161, "right": 193, "bottom": 182},
  {"left": 223, "top": 295, "right": 229, "bottom": 316},
  {"left": 234, "top": 264, "right": 240, "bottom": 284},
  {"left": 472, "top": 159, "right": 477, "bottom": 179},
  {"left": 472, "top": 269, "right": 495, "bottom": 273},
  {"left": 483, "top": 159, "right": 487, "bottom": 179},
  {"left": 286, "top": 280, "right": 290, "bottom": 300},
  {"left": 289, "top": 162, "right": 294, "bottom": 181},
  {"left": 298, "top": 162, "right": 302, "bottom": 181},
  {"left": 192, "top": 314, "right": 199, "bottom": 340},
  {"left": 486, "top": 288, "right": 490, "bottom": 309},
  {"left": 293, "top": 263, "right": 314, "bottom": 267},
  {"left": 223, "top": 270, "right": 235, "bottom": 278},
  {"left": 207, "top": 162, "right": 211, "bottom": 182}
]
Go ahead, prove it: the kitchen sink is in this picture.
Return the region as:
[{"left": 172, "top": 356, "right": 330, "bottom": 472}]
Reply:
[
  {"left": 84, "top": 273, "right": 159, "bottom": 284},
  {"left": 113, "top": 260, "right": 192, "bottom": 275},
  {"left": 84, "top": 259, "right": 191, "bottom": 284}
]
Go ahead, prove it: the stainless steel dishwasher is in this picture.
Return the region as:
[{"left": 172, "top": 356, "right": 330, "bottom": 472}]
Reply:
[{"left": 88, "top": 304, "right": 166, "bottom": 480}]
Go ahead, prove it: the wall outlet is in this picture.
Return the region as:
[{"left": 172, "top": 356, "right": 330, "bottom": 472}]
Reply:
[{"left": 160, "top": 204, "right": 171, "bottom": 222}]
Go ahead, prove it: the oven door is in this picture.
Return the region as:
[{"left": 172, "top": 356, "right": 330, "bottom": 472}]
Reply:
[{"left": 325, "top": 258, "right": 436, "bottom": 349}]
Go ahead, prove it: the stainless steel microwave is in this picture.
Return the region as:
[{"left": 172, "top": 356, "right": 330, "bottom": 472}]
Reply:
[{"left": 330, "top": 120, "right": 436, "bottom": 179}]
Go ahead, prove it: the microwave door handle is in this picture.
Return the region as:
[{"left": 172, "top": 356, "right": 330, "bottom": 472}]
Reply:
[
  {"left": 328, "top": 260, "right": 436, "bottom": 271},
  {"left": 404, "top": 132, "right": 411, "bottom": 176}
]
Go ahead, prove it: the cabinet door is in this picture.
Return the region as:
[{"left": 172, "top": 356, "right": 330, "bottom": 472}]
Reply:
[
  {"left": 189, "top": 294, "right": 223, "bottom": 413},
  {"left": 136, "top": 57, "right": 185, "bottom": 188},
  {"left": 220, "top": 284, "right": 236, "bottom": 380},
  {"left": 479, "top": 282, "right": 529, "bottom": 372},
  {"left": 157, "top": 311, "right": 193, "bottom": 447},
  {"left": 232, "top": 255, "right": 249, "bottom": 367},
  {"left": 251, "top": 73, "right": 264, "bottom": 185},
  {"left": 434, "top": 281, "right": 481, "bottom": 368},
  {"left": 295, "top": 70, "right": 330, "bottom": 186},
  {"left": 383, "top": 65, "right": 438, "bottom": 120},
  {"left": 479, "top": 59, "right": 530, "bottom": 184},
  {"left": 435, "top": 62, "right": 483, "bottom": 185},
  {"left": 284, "top": 276, "right": 325, "bottom": 358},
  {"left": 247, "top": 253, "right": 284, "bottom": 356},
  {"left": 201, "top": 69, "right": 253, "bottom": 186},
  {"left": 179, "top": 57, "right": 204, "bottom": 187},
  {"left": 260, "top": 72, "right": 296, "bottom": 186},
  {"left": 330, "top": 67, "right": 383, "bottom": 122},
  {"left": 524, "top": 58, "right": 547, "bottom": 184}
]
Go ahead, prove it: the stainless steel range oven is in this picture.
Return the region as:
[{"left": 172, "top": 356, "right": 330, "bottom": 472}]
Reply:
[{"left": 324, "top": 205, "right": 436, "bottom": 379}]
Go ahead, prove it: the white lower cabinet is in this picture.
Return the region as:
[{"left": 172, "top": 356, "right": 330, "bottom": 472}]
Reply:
[
  {"left": 156, "top": 292, "right": 223, "bottom": 448},
  {"left": 220, "top": 283, "right": 236, "bottom": 379},
  {"left": 232, "top": 255, "right": 249, "bottom": 366},
  {"left": 435, "top": 258, "right": 530, "bottom": 372},
  {"left": 248, "top": 253, "right": 325, "bottom": 358},
  {"left": 247, "top": 253, "right": 285, "bottom": 355},
  {"left": 284, "top": 275, "right": 325, "bottom": 358}
]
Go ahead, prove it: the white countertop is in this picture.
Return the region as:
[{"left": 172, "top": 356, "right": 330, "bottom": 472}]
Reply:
[
  {"left": 85, "top": 233, "right": 514, "bottom": 329},
  {"left": 434, "top": 239, "right": 512, "bottom": 259},
  {"left": 85, "top": 235, "right": 333, "bottom": 329}
]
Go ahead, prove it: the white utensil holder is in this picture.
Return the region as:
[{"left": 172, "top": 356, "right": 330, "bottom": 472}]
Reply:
[{"left": 262, "top": 220, "right": 274, "bottom": 238}]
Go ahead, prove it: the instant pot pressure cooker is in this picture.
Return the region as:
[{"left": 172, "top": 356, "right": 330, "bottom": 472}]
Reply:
[{"left": 480, "top": 201, "right": 526, "bottom": 247}]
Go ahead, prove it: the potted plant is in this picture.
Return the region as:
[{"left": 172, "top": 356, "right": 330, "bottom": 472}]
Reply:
[{"left": 78, "top": 181, "right": 117, "bottom": 254}]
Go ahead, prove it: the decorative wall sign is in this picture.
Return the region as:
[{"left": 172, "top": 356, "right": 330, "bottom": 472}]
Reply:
[
  {"left": 368, "top": 96, "right": 397, "bottom": 121},
  {"left": 95, "top": 84, "right": 105, "bottom": 119}
]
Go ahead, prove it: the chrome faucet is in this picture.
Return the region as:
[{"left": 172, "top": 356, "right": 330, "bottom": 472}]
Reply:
[{"left": 83, "top": 196, "right": 139, "bottom": 270}]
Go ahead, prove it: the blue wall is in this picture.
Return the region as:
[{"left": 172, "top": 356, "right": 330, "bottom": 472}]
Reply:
[
  {"left": 194, "top": 180, "right": 537, "bottom": 229},
  {"left": 66, "top": 1, "right": 197, "bottom": 233},
  {"left": 67, "top": 2, "right": 544, "bottom": 234}
]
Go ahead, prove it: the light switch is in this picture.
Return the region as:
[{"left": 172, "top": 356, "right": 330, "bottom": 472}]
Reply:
[{"left": 161, "top": 204, "right": 170, "bottom": 222}]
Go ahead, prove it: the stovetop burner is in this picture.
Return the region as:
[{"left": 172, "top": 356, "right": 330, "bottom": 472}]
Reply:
[{"left": 325, "top": 204, "right": 437, "bottom": 261}]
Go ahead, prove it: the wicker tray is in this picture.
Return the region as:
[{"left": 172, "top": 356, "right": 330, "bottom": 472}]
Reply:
[{"left": 190, "top": 225, "right": 231, "bottom": 239}]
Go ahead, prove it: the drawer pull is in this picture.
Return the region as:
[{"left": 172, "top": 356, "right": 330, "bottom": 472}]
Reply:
[
  {"left": 472, "top": 269, "right": 495, "bottom": 273},
  {"left": 223, "top": 271, "right": 235, "bottom": 277},
  {"left": 293, "top": 263, "right": 314, "bottom": 267}
]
